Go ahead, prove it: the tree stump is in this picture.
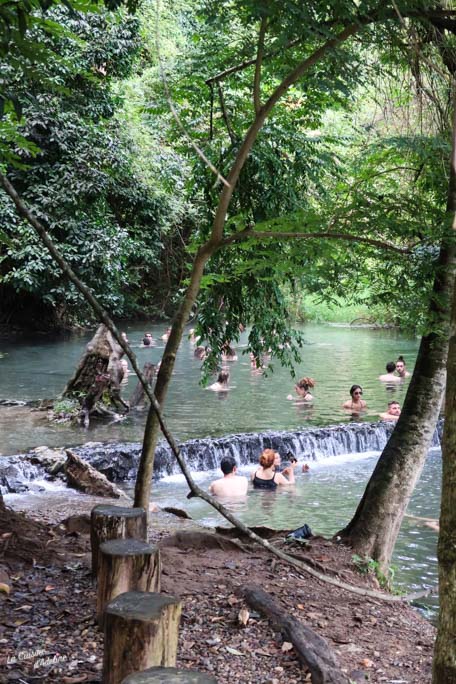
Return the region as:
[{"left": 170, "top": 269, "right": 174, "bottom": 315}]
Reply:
[
  {"left": 103, "top": 591, "right": 182, "bottom": 684},
  {"left": 97, "top": 539, "right": 161, "bottom": 624},
  {"left": 91, "top": 504, "right": 147, "bottom": 577},
  {"left": 130, "top": 362, "right": 155, "bottom": 409},
  {"left": 121, "top": 667, "right": 217, "bottom": 683}
]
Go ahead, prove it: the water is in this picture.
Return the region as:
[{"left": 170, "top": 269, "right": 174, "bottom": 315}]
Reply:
[
  {"left": 0, "top": 323, "right": 418, "bottom": 455},
  {"left": 121, "top": 447, "right": 440, "bottom": 614}
]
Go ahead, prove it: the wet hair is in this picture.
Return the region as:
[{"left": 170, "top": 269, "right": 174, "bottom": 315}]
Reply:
[
  {"left": 388, "top": 400, "right": 400, "bottom": 407},
  {"left": 142, "top": 335, "right": 151, "bottom": 346},
  {"left": 259, "top": 448, "right": 275, "bottom": 468},
  {"left": 217, "top": 371, "right": 229, "bottom": 384},
  {"left": 220, "top": 456, "right": 237, "bottom": 475},
  {"left": 386, "top": 361, "right": 396, "bottom": 373},
  {"left": 349, "top": 384, "right": 363, "bottom": 397},
  {"left": 396, "top": 355, "right": 406, "bottom": 365},
  {"left": 296, "top": 377, "right": 315, "bottom": 391},
  {"left": 222, "top": 343, "right": 235, "bottom": 356}
]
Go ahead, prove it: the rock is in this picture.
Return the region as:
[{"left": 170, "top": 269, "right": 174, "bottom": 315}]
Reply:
[
  {"left": 61, "top": 514, "right": 91, "bottom": 534},
  {"left": 29, "top": 446, "right": 67, "bottom": 475},
  {"left": 64, "top": 450, "right": 126, "bottom": 499}
]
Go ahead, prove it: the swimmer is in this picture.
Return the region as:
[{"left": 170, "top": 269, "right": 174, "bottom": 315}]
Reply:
[
  {"left": 395, "top": 356, "right": 411, "bottom": 378},
  {"left": 221, "top": 343, "right": 238, "bottom": 362},
  {"left": 188, "top": 328, "right": 200, "bottom": 343},
  {"left": 121, "top": 331, "right": 129, "bottom": 344},
  {"left": 251, "top": 449, "right": 296, "bottom": 489},
  {"left": 142, "top": 333, "right": 154, "bottom": 347},
  {"left": 287, "top": 377, "right": 315, "bottom": 401},
  {"left": 379, "top": 400, "right": 401, "bottom": 421},
  {"left": 208, "top": 370, "right": 230, "bottom": 392},
  {"left": 209, "top": 456, "right": 248, "bottom": 497},
  {"left": 194, "top": 345, "right": 207, "bottom": 360},
  {"left": 343, "top": 385, "right": 367, "bottom": 413},
  {"left": 379, "top": 361, "right": 400, "bottom": 382},
  {"left": 161, "top": 327, "right": 172, "bottom": 342}
]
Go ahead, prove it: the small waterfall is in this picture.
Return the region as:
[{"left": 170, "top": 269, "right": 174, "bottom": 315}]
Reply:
[
  {"left": 1, "top": 419, "right": 443, "bottom": 492},
  {"left": 76, "top": 419, "right": 443, "bottom": 482}
]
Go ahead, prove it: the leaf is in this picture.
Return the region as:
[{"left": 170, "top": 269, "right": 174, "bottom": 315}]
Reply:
[
  {"left": 0, "top": 583, "right": 10, "bottom": 594},
  {"left": 360, "top": 658, "right": 374, "bottom": 668},
  {"left": 237, "top": 608, "right": 249, "bottom": 626},
  {"left": 281, "top": 641, "right": 293, "bottom": 652},
  {"left": 225, "top": 646, "right": 244, "bottom": 656},
  {"left": 62, "top": 676, "right": 88, "bottom": 683},
  {"left": 297, "top": 603, "right": 305, "bottom": 610},
  {"left": 44, "top": 585, "right": 56, "bottom": 592},
  {"left": 227, "top": 596, "right": 241, "bottom": 606}
]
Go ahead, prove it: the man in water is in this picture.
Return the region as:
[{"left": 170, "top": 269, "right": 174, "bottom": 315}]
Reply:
[
  {"left": 379, "top": 400, "right": 401, "bottom": 421},
  {"left": 209, "top": 456, "right": 248, "bottom": 497},
  {"left": 379, "top": 361, "right": 400, "bottom": 382}
]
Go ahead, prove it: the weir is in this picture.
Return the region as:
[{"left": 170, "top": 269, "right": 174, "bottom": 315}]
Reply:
[{"left": 1, "top": 420, "right": 443, "bottom": 493}]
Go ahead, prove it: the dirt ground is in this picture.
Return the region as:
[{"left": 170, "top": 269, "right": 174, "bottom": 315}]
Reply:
[{"left": 0, "top": 500, "right": 435, "bottom": 684}]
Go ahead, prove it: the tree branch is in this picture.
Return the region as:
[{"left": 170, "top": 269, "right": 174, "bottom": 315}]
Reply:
[
  {"left": 220, "top": 228, "right": 416, "bottom": 254},
  {"left": 217, "top": 83, "right": 236, "bottom": 144},
  {"left": 253, "top": 17, "right": 267, "bottom": 115}
]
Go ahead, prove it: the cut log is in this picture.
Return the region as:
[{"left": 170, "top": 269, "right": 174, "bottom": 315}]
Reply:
[
  {"left": 97, "top": 539, "right": 160, "bottom": 624},
  {"left": 242, "top": 586, "right": 350, "bottom": 684},
  {"left": 91, "top": 504, "right": 147, "bottom": 577},
  {"left": 103, "top": 591, "right": 182, "bottom": 684},
  {"left": 130, "top": 362, "right": 155, "bottom": 409},
  {"left": 65, "top": 450, "right": 127, "bottom": 499},
  {"left": 121, "top": 667, "right": 217, "bottom": 683}
]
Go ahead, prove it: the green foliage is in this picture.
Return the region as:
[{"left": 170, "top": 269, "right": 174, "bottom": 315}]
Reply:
[{"left": 352, "top": 553, "right": 397, "bottom": 591}]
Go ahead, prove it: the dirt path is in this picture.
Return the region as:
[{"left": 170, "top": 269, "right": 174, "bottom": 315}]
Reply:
[{"left": 0, "top": 500, "right": 435, "bottom": 683}]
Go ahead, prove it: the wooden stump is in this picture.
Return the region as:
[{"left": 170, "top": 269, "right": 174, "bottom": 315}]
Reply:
[
  {"left": 121, "top": 667, "right": 217, "bottom": 683},
  {"left": 97, "top": 539, "right": 161, "bottom": 624},
  {"left": 91, "top": 504, "right": 147, "bottom": 577},
  {"left": 103, "top": 591, "right": 182, "bottom": 684},
  {"left": 130, "top": 362, "right": 155, "bottom": 409}
]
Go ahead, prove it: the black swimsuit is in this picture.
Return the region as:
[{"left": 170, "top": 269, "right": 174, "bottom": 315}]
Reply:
[{"left": 253, "top": 470, "right": 278, "bottom": 490}]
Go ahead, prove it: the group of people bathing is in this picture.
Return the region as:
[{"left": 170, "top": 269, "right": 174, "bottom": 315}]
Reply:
[
  {"left": 286, "top": 356, "right": 411, "bottom": 422},
  {"left": 209, "top": 448, "right": 310, "bottom": 497}
]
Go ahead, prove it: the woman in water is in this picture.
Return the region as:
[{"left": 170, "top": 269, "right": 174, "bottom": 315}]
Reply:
[
  {"left": 287, "top": 377, "right": 315, "bottom": 401},
  {"left": 251, "top": 449, "right": 296, "bottom": 489},
  {"left": 208, "top": 370, "right": 230, "bottom": 392},
  {"left": 343, "top": 384, "right": 367, "bottom": 413}
]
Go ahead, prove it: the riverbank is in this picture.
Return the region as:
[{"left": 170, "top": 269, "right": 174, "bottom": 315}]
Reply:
[{"left": 0, "top": 494, "right": 435, "bottom": 683}]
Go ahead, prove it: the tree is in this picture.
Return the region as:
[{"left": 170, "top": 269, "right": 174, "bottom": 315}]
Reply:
[{"left": 133, "top": 0, "right": 456, "bottom": 511}]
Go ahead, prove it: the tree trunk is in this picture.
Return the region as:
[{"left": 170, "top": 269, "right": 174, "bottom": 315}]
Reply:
[
  {"left": 338, "top": 96, "right": 456, "bottom": 572},
  {"left": 129, "top": 362, "right": 155, "bottom": 409},
  {"left": 62, "top": 324, "right": 129, "bottom": 426},
  {"left": 120, "top": 667, "right": 217, "bottom": 683},
  {"left": 90, "top": 504, "right": 147, "bottom": 577},
  {"left": 97, "top": 539, "right": 160, "bottom": 625},
  {"left": 432, "top": 96, "right": 456, "bottom": 683},
  {"left": 103, "top": 591, "right": 182, "bottom": 684}
]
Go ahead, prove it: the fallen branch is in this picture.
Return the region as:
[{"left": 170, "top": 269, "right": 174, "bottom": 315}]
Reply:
[{"left": 242, "top": 586, "right": 350, "bottom": 684}]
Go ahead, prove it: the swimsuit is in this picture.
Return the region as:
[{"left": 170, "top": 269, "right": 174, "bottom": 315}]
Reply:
[{"left": 253, "top": 470, "right": 278, "bottom": 490}]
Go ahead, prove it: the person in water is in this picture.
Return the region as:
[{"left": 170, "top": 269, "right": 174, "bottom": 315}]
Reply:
[
  {"left": 209, "top": 456, "right": 248, "bottom": 497},
  {"left": 379, "top": 361, "right": 400, "bottom": 382},
  {"left": 194, "top": 345, "right": 207, "bottom": 360},
  {"left": 251, "top": 448, "right": 296, "bottom": 489},
  {"left": 395, "top": 356, "right": 411, "bottom": 378},
  {"left": 287, "top": 377, "right": 315, "bottom": 401},
  {"left": 379, "top": 400, "right": 401, "bottom": 421},
  {"left": 161, "top": 327, "right": 172, "bottom": 342},
  {"left": 208, "top": 370, "right": 230, "bottom": 392},
  {"left": 142, "top": 333, "right": 154, "bottom": 347},
  {"left": 343, "top": 385, "right": 367, "bottom": 412},
  {"left": 221, "top": 343, "right": 238, "bottom": 361}
]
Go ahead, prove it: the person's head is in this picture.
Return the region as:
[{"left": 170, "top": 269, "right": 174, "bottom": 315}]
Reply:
[
  {"left": 259, "top": 448, "right": 275, "bottom": 468},
  {"left": 296, "top": 377, "right": 315, "bottom": 396},
  {"left": 220, "top": 455, "right": 237, "bottom": 476},
  {"left": 143, "top": 333, "right": 153, "bottom": 345},
  {"left": 396, "top": 356, "right": 406, "bottom": 376},
  {"left": 350, "top": 384, "right": 363, "bottom": 399},
  {"left": 386, "top": 361, "right": 396, "bottom": 373},
  {"left": 387, "top": 400, "right": 401, "bottom": 416},
  {"left": 217, "top": 370, "right": 229, "bottom": 385},
  {"left": 194, "top": 346, "right": 206, "bottom": 359},
  {"left": 222, "top": 342, "right": 235, "bottom": 356},
  {"left": 121, "top": 332, "right": 128, "bottom": 342}
]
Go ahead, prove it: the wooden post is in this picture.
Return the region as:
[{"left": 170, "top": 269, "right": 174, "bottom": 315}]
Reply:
[
  {"left": 97, "top": 539, "right": 160, "bottom": 624},
  {"left": 91, "top": 504, "right": 147, "bottom": 577},
  {"left": 130, "top": 362, "right": 155, "bottom": 409},
  {"left": 121, "top": 667, "right": 217, "bottom": 682},
  {"left": 103, "top": 591, "right": 182, "bottom": 684}
]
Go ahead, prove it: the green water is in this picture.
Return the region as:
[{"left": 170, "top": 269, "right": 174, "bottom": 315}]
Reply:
[{"left": 0, "top": 322, "right": 418, "bottom": 455}]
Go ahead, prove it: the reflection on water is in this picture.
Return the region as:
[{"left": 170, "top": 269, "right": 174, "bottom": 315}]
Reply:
[
  {"left": 0, "top": 323, "right": 418, "bottom": 454},
  {"left": 121, "top": 448, "right": 441, "bottom": 615}
]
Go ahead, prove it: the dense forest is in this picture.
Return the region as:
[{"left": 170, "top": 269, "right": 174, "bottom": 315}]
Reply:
[{"left": 0, "top": 0, "right": 452, "bottom": 339}]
